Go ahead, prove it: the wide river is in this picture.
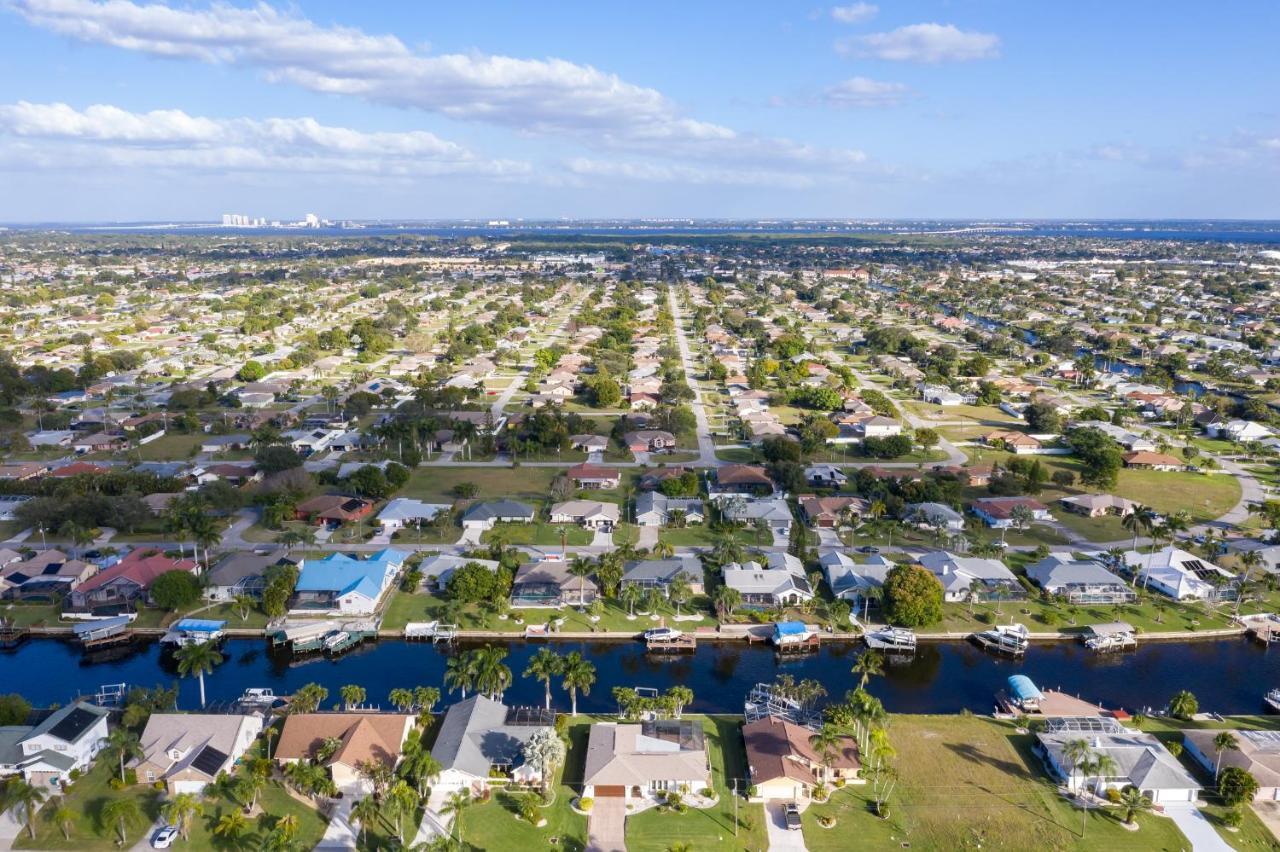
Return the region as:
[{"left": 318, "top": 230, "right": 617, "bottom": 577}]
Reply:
[{"left": 4, "top": 637, "right": 1279, "bottom": 715}]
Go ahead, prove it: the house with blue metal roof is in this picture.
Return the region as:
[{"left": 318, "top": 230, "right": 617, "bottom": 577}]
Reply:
[{"left": 292, "top": 549, "right": 408, "bottom": 614}]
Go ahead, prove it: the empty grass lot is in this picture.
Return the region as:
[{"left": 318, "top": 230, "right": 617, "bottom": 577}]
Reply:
[{"left": 802, "top": 715, "right": 1189, "bottom": 852}]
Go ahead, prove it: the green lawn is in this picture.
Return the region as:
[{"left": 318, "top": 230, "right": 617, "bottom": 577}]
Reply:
[
  {"left": 802, "top": 714, "right": 1190, "bottom": 852},
  {"left": 481, "top": 522, "right": 592, "bottom": 547},
  {"left": 934, "top": 593, "right": 1242, "bottom": 636},
  {"left": 179, "top": 780, "right": 328, "bottom": 852},
  {"left": 623, "top": 715, "right": 769, "bottom": 852},
  {"left": 16, "top": 757, "right": 161, "bottom": 849},
  {"left": 381, "top": 591, "right": 716, "bottom": 634},
  {"left": 1051, "top": 509, "right": 1132, "bottom": 543},
  {"left": 131, "top": 432, "right": 205, "bottom": 461},
  {"left": 400, "top": 466, "right": 564, "bottom": 503},
  {"left": 1112, "top": 469, "right": 1241, "bottom": 524},
  {"left": 656, "top": 525, "right": 771, "bottom": 548}
]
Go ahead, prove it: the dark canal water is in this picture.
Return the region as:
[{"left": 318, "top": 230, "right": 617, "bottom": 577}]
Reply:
[{"left": 5, "top": 637, "right": 1280, "bottom": 717}]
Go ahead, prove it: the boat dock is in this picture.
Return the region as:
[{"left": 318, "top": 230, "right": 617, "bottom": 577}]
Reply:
[
  {"left": 71, "top": 615, "right": 135, "bottom": 650},
  {"left": 970, "top": 624, "right": 1029, "bottom": 657},
  {"left": 1240, "top": 613, "right": 1280, "bottom": 645},
  {"left": 160, "top": 618, "right": 227, "bottom": 648},
  {"left": 404, "top": 621, "right": 456, "bottom": 642},
  {"left": 646, "top": 633, "right": 697, "bottom": 653},
  {"left": 269, "top": 618, "right": 379, "bottom": 656},
  {"left": 0, "top": 620, "right": 28, "bottom": 650},
  {"left": 1082, "top": 621, "right": 1137, "bottom": 652}
]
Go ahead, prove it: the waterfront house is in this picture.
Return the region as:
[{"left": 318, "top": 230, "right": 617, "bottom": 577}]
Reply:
[
  {"left": 376, "top": 497, "right": 450, "bottom": 533},
  {"left": 743, "top": 715, "right": 860, "bottom": 800},
  {"left": 1037, "top": 716, "right": 1199, "bottom": 805},
  {"left": 567, "top": 463, "right": 621, "bottom": 490},
  {"left": 205, "top": 549, "right": 296, "bottom": 602},
  {"left": 461, "top": 500, "right": 536, "bottom": 530},
  {"left": 722, "top": 557, "right": 814, "bottom": 608},
  {"left": 294, "top": 494, "right": 374, "bottom": 526},
  {"left": 634, "top": 491, "right": 705, "bottom": 527},
  {"left": 67, "top": 548, "right": 199, "bottom": 614},
  {"left": 548, "top": 499, "right": 620, "bottom": 531},
  {"left": 0, "top": 701, "right": 110, "bottom": 790},
  {"left": 1183, "top": 730, "right": 1280, "bottom": 801},
  {"left": 0, "top": 549, "right": 95, "bottom": 601},
  {"left": 1026, "top": 555, "right": 1135, "bottom": 604},
  {"left": 917, "top": 551, "right": 1023, "bottom": 602},
  {"left": 970, "top": 497, "right": 1052, "bottom": 528},
  {"left": 1121, "top": 546, "right": 1236, "bottom": 601},
  {"left": 620, "top": 557, "right": 704, "bottom": 595},
  {"left": 274, "top": 713, "right": 415, "bottom": 792},
  {"left": 511, "top": 559, "right": 597, "bottom": 607},
  {"left": 418, "top": 554, "right": 500, "bottom": 592},
  {"left": 431, "top": 695, "right": 554, "bottom": 794},
  {"left": 818, "top": 551, "right": 895, "bottom": 605},
  {"left": 582, "top": 720, "right": 712, "bottom": 804},
  {"left": 291, "top": 549, "right": 407, "bottom": 614},
  {"left": 132, "top": 713, "right": 263, "bottom": 794}
]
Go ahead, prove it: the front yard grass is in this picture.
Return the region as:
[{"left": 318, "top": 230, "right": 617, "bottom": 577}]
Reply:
[
  {"left": 481, "top": 522, "right": 592, "bottom": 547},
  {"left": 16, "top": 757, "right": 161, "bottom": 850}
]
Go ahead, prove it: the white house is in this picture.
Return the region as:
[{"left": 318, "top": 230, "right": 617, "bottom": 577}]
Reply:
[
  {"left": 548, "top": 500, "right": 620, "bottom": 531},
  {"left": 1122, "top": 546, "right": 1236, "bottom": 601},
  {"left": 634, "top": 492, "right": 705, "bottom": 527},
  {"left": 581, "top": 721, "right": 712, "bottom": 804},
  {"left": 376, "top": 498, "right": 450, "bottom": 533},
  {"left": 0, "top": 702, "right": 111, "bottom": 790},
  {"left": 1038, "top": 716, "right": 1199, "bottom": 805},
  {"left": 918, "top": 551, "right": 1023, "bottom": 602}
]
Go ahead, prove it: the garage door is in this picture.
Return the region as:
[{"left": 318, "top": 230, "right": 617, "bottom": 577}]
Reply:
[
  {"left": 594, "top": 785, "right": 626, "bottom": 798},
  {"left": 173, "top": 780, "right": 205, "bottom": 795}
]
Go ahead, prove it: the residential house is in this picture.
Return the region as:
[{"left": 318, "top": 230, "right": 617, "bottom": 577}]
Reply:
[
  {"left": 132, "top": 714, "right": 263, "bottom": 794},
  {"left": 804, "top": 464, "right": 847, "bottom": 488},
  {"left": 1026, "top": 555, "right": 1135, "bottom": 604},
  {"left": 200, "top": 434, "right": 251, "bottom": 454},
  {"left": 511, "top": 559, "right": 597, "bottom": 607},
  {"left": 291, "top": 549, "right": 407, "bottom": 614},
  {"left": 799, "top": 495, "right": 867, "bottom": 528},
  {"left": 461, "top": 500, "right": 536, "bottom": 530},
  {"left": 67, "top": 549, "right": 200, "bottom": 613},
  {"left": 548, "top": 500, "right": 620, "bottom": 531},
  {"left": 634, "top": 491, "right": 705, "bottom": 527},
  {"left": 905, "top": 502, "right": 966, "bottom": 533},
  {"left": 623, "top": 430, "right": 677, "bottom": 453},
  {"left": 1, "top": 550, "right": 95, "bottom": 601},
  {"left": 743, "top": 715, "right": 860, "bottom": 801},
  {"left": 983, "top": 430, "right": 1043, "bottom": 454},
  {"left": 376, "top": 497, "right": 450, "bottom": 533},
  {"left": 970, "top": 497, "right": 1052, "bottom": 529},
  {"left": 819, "top": 551, "right": 895, "bottom": 605},
  {"left": 721, "top": 495, "right": 794, "bottom": 536},
  {"left": 0, "top": 702, "right": 111, "bottom": 790},
  {"left": 1122, "top": 547, "right": 1236, "bottom": 601},
  {"left": 431, "top": 695, "right": 555, "bottom": 794},
  {"left": 582, "top": 720, "right": 712, "bottom": 804},
  {"left": 566, "top": 463, "right": 621, "bottom": 490},
  {"left": 620, "top": 557, "right": 704, "bottom": 595},
  {"left": 722, "top": 554, "right": 814, "bottom": 608},
  {"left": 569, "top": 434, "right": 609, "bottom": 454},
  {"left": 1183, "top": 730, "right": 1280, "bottom": 801},
  {"left": 274, "top": 713, "right": 415, "bottom": 791},
  {"left": 1121, "top": 451, "right": 1183, "bottom": 471},
  {"left": 417, "top": 554, "right": 500, "bottom": 592},
  {"left": 1058, "top": 494, "right": 1137, "bottom": 518},
  {"left": 205, "top": 549, "right": 296, "bottom": 601},
  {"left": 294, "top": 494, "right": 374, "bottom": 526},
  {"left": 711, "top": 464, "right": 775, "bottom": 496},
  {"left": 917, "top": 551, "right": 1023, "bottom": 602},
  {"left": 1037, "top": 716, "right": 1198, "bottom": 805}
]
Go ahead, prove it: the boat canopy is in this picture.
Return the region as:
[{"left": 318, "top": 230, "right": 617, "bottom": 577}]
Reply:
[
  {"left": 1007, "top": 674, "right": 1043, "bottom": 702},
  {"left": 774, "top": 621, "right": 809, "bottom": 637},
  {"left": 71, "top": 615, "right": 131, "bottom": 636},
  {"left": 1086, "top": 621, "right": 1135, "bottom": 637},
  {"left": 171, "top": 618, "right": 226, "bottom": 633}
]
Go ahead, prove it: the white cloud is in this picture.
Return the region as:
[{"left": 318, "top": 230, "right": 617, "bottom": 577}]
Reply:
[
  {"left": 841, "top": 23, "right": 1000, "bottom": 63},
  {"left": 825, "top": 77, "right": 910, "bottom": 108},
  {"left": 565, "top": 158, "right": 818, "bottom": 189},
  {"left": 0, "top": 101, "right": 528, "bottom": 177},
  {"left": 10, "top": 0, "right": 869, "bottom": 174},
  {"left": 830, "top": 3, "right": 877, "bottom": 24}
]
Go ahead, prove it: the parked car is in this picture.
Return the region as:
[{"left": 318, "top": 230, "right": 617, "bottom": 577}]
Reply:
[
  {"left": 858, "top": 545, "right": 881, "bottom": 554},
  {"left": 152, "top": 826, "right": 179, "bottom": 849},
  {"left": 784, "top": 803, "right": 802, "bottom": 830}
]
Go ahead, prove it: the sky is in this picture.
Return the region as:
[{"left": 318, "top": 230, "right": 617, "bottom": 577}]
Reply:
[{"left": 0, "top": 0, "right": 1278, "bottom": 222}]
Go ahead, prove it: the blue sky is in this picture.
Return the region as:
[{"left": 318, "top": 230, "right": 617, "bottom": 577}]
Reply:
[{"left": 0, "top": 0, "right": 1277, "bottom": 221}]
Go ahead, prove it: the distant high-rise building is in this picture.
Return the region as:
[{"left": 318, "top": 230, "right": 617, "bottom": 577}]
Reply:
[{"left": 305, "top": 213, "right": 320, "bottom": 228}]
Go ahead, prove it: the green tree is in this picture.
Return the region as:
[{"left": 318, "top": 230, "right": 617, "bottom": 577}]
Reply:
[
  {"left": 561, "top": 651, "right": 596, "bottom": 716},
  {"left": 102, "top": 798, "right": 142, "bottom": 846},
  {"left": 149, "top": 569, "right": 202, "bottom": 610},
  {"left": 882, "top": 564, "right": 944, "bottom": 627},
  {"left": 1116, "top": 786, "right": 1152, "bottom": 827},
  {"left": 1218, "top": 767, "right": 1259, "bottom": 807},
  {"left": 175, "top": 640, "right": 225, "bottom": 708},
  {"left": 104, "top": 725, "right": 143, "bottom": 782},
  {"left": 5, "top": 778, "right": 46, "bottom": 840},
  {"left": 523, "top": 647, "right": 564, "bottom": 711},
  {"left": 1169, "top": 689, "right": 1198, "bottom": 720}
]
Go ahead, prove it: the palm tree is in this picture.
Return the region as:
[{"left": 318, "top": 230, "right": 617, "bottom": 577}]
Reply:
[
  {"left": 809, "top": 724, "right": 844, "bottom": 782},
  {"left": 668, "top": 573, "right": 693, "bottom": 616},
  {"left": 349, "top": 795, "right": 381, "bottom": 847},
  {"left": 104, "top": 726, "right": 143, "bottom": 782},
  {"left": 666, "top": 685, "right": 694, "bottom": 719},
  {"left": 1085, "top": 753, "right": 1118, "bottom": 797},
  {"left": 52, "top": 798, "right": 75, "bottom": 840},
  {"left": 852, "top": 649, "right": 885, "bottom": 689},
  {"left": 524, "top": 647, "right": 564, "bottom": 711},
  {"left": 620, "top": 583, "right": 643, "bottom": 618},
  {"left": 1122, "top": 505, "right": 1157, "bottom": 580},
  {"left": 442, "top": 789, "right": 472, "bottom": 847},
  {"left": 653, "top": 538, "right": 675, "bottom": 559},
  {"left": 6, "top": 779, "right": 46, "bottom": 840},
  {"left": 444, "top": 650, "right": 478, "bottom": 698},
  {"left": 568, "top": 556, "right": 596, "bottom": 606},
  {"left": 213, "top": 810, "right": 249, "bottom": 845},
  {"left": 389, "top": 687, "right": 415, "bottom": 713},
  {"left": 162, "top": 792, "right": 203, "bottom": 840},
  {"left": 561, "top": 650, "right": 596, "bottom": 716},
  {"left": 472, "top": 645, "right": 512, "bottom": 699},
  {"left": 340, "top": 684, "right": 367, "bottom": 710},
  {"left": 1061, "top": 738, "right": 1093, "bottom": 789},
  {"left": 269, "top": 813, "right": 299, "bottom": 850},
  {"left": 102, "top": 798, "right": 142, "bottom": 847},
  {"left": 1169, "top": 689, "right": 1199, "bottom": 720},
  {"left": 1235, "top": 551, "right": 1262, "bottom": 616},
  {"left": 713, "top": 585, "right": 741, "bottom": 620},
  {"left": 289, "top": 682, "right": 328, "bottom": 714},
  {"left": 175, "top": 639, "right": 224, "bottom": 708},
  {"left": 1213, "top": 731, "right": 1239, "bottom": 780},
  {"left": 385, "top": 779, "right": 419, "bottom": 844},
  {"left": 1117, "top": 785, "right": 1152, "bottom": 827}
]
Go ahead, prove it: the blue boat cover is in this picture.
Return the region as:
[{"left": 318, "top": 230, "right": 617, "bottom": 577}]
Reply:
[
  {"left": 173, "top": 619, "right": 226, "bottom": 632},
  {"left": 774, "top": 621, "right": 808, "bottom": 637},
  {"left": 1007, "top": 674, "right": 1043, "bottom": 702}
]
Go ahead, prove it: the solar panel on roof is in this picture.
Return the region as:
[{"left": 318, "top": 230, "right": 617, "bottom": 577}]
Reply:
[
  {"left": 48, "top": 707, "right": 100, "bottom": 742},
  {"left": 190, "top": 744, "right": 229, "bottom": 776}
]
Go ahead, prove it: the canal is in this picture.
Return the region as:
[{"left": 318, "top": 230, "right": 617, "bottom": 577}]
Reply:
[{"left": 5, "top": 636, "right": 1280, "bottom": 716}]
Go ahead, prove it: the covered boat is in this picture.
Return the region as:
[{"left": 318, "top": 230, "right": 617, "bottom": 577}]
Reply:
[{"left": 1007, "top": 675, "right": 1043, "bottom": 712}]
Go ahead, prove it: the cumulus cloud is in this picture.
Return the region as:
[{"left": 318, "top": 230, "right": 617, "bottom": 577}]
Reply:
[
  {"left": 10, "top": 0, "right": 869, "bottom": 174},
  {"left": 830, "top": 3, "right": 876, "bottom": 24},
  {"left": 824, "top": 77, "right": 910, "bottom": 108},
  {"left": 840, "top": 23, "right": 1000, "bottom": 63},
  {"left": 0, "top": 101, "right": 528, "bottom": 177}
]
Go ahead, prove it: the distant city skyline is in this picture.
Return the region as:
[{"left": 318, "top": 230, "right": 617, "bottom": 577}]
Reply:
[{"left": 0, "top": 0, "right": 1277, "bottom": 221}]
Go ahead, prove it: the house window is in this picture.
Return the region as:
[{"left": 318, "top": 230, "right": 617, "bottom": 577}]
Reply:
[{"left": 146, "top": 771, "right": 155, "bottom": 782}]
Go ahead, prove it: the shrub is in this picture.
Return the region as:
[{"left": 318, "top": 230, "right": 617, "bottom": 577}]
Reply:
[{"left": 578, "top": 797, "right": 593, "bottom": 812}]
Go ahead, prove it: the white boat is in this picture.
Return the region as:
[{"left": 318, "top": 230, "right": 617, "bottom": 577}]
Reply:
[
  {"left": 972, "top": 623, "right": 1030, "bottom": 656},
  {"left": 1265, "top": 688, "right": 1280, "bottom": 714},
  {"left": 864, "top": 627, "right": 917, "bottom": 653},
  {"left": 322, "top": 630, "right": 350, "bottom": 651},
  {"left": 239, "top": 688, "right": 276, "bottom": 706},
  {"left": 644, "top": 626, "right": 683, "bottom": 641}
]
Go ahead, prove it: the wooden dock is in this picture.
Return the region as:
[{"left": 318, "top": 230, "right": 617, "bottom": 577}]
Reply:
[
  {"left": 646, "top": 633, "right": 697, "bottom": 653},
  {"left": 774, "top": 635, "right": 821, "bottom": 654}
]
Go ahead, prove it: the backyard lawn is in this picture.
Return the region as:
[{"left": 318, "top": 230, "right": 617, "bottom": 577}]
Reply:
[
  {"left": 802, "top": 714, "right": 1189, "bottom": 852},
  {"left": 381, "top": 591, "right": 716, "bottom": 634}
]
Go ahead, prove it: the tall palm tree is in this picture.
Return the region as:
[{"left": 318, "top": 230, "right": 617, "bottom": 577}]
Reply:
[
  {"left": 104, "top": 726, "right": 143, "bottom": 782},
  {"left": 524, "top": 647, "right": 564, "bottom": 711},
  {"left": 852, "top": 649, "right": 885, "bottom": 689},
  {"left": 568, "top": 556, "right": 595, "bottom": 606},
  {"left": 349, "top": 795, "right": 381, "bottom": 847},
  {"left": 444, "top": 650, "right": 478, "bottom": 698},
  {"left": 561, "top": 651, "right": 596, "bottom": 717},
  {"left": 668, "top": 573, "right": 693, "bottom": 616},
  {"left": 620, "top": 583, "right": 643, "bottom": 618},
  {"left": 340, "top": 684, "right": 367, "bottom": 710},
  {"left": 713, "top": 585, "right": 741, "bottom": 620},
  {"left": 472, "top": 645, "right": 512, "bottom": 699},
  {"left": 102, "top": 798, "right": 142, "bottom": 847},
  {"left": 51, "top": 799, "right": 75, "bottom": 841},
  {"left": 1213, "top": 731, "right": 1239, "bottom": 780},
  {"left": 1234, "top": 551, "right": 1262, "bottom": 616},
  {"left": 652, "top": 537, "right": 675, "bottom": 559},
  {"left": 1122, "top": 505, "right": 1157, "bottom": 582},
  {"left": 6, "top": 779, "right": 46, "bottom": 840},
  {"left": 442, "top": 789, "right": 472, "bottom": 847},
  {"left": 1061, "top": 738, "right": 1092, "bottom": 789},
  {"left": 809, "top": 724, "right": 845, "bottom": 782},
  {"left": 175, "top": 639, "right": 224, "bottom": 708},
  {"left": 162, "top": 793, "right": 203, "bottom": 840}
]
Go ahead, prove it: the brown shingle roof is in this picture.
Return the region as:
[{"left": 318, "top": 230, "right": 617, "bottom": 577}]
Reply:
[{"left": 274, "top": 713, "right": 412, "bottom": 768}]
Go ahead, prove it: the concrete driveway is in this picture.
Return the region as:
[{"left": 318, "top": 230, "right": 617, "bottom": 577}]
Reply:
[
  {"left": 0, "top": 805, "right": 26, "bottom": 852},
  {"left": 1165, "top": 805, "right": 1233, "bottom": 852},
  {"left": 765, "top": 802, "right": 809, "bottom": 852},
  {"left": 586, "top": 797, "right": 627, "bottom": 852}
]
